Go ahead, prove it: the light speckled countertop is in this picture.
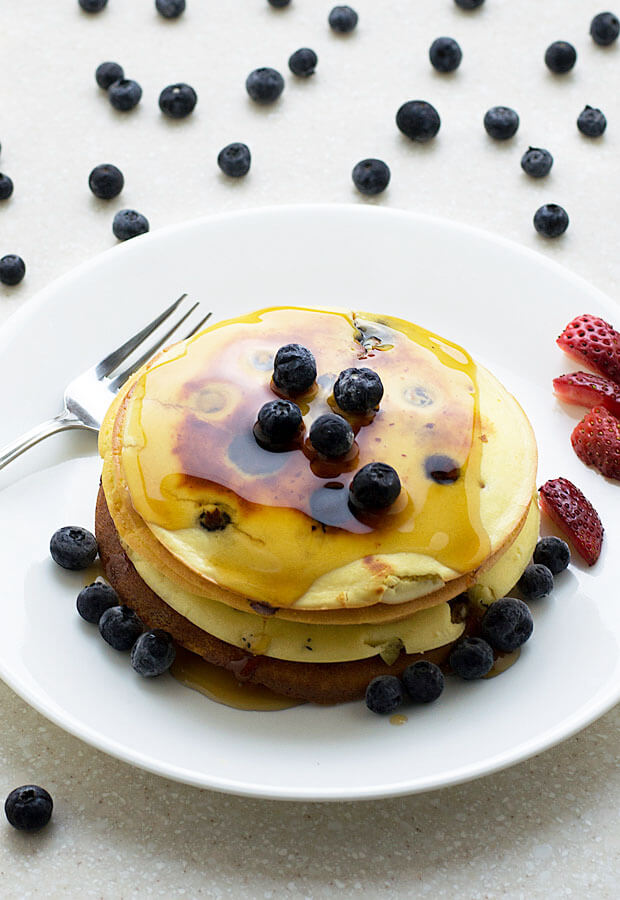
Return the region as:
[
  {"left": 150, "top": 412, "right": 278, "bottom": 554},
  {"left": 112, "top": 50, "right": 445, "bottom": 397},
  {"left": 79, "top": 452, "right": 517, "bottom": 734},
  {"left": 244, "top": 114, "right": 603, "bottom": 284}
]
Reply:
[{"left": 1, "top": 1, "right": 619, "bottom": 896}]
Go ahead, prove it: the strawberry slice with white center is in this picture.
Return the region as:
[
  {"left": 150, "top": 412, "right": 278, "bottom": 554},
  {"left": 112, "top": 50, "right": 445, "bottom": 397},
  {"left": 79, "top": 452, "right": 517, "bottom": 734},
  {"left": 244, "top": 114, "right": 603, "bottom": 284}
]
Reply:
[
  {"left": 556, "top": 314, "right": 620, "bottom": 384},
  {"left": 571, "top": 406, "right": 620, "bottom": 481},
  {"left": 553, "top": 371, "right": 620, "bottom": 418},
  {"left": 539, "top": 477, "right": 604, "bottom": 566}
]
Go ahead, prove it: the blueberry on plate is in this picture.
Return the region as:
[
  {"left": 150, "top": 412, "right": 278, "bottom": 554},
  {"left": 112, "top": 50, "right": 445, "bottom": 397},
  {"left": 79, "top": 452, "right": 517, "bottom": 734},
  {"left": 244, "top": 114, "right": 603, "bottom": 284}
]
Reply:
[
  {"left": 0, "top": 173, "right": 14, "bottom": 200},
  {"left": 484, "top": 106, "right": 519, "bottom": 140},
  {"left": 334, "top": 367, "right": 384, "bottom": 412},
  {"left": 76, "top": 582, "right": 119, "bottom": 624},
  {"left": 95, "top": 61, "right": 124, "bottom": 89},
  {"left": 288, "top": 48, "right": 318, "bottom": 77},
  {"left": 131, "top": 629, "right": 176, "bottom": 676},
  {"left": 50, "top": 526, "right": 98, "bottom": 570},
  {"left": 113, "top": 209, "right": 150, "bottom": 241},
  {"left": 590, "top": 12, "right": 620, "bottom": 45},
  {"left": 159, "top": 83, "right": 197, "bottom": 118},
  {"left": 545, "top": 41, "right": 577, "bottom": 74},
  {"left": 533, "top": 204, "right": 569, "bottom": 238},
  {"left": 309, "top": 413, "right": 354, "bottom": 458},
  {"left": 79, "top": 0, "right": 108, "bottom": 11},
  {"left": 365, "top": 675, "right": 404, "bottom": 714},
  {"left": 517, "top": 563, "right": 554, "bottom": 600},
  {"left": 449, "top": 637, "right": 494, "bottom": 679},
  {"left": 246, "top": 67, "right": 285, "bottom": 104},
  {"left": 577, "top": 106, "right": 607, "bottom": 137},
  {"left": 88, "top": 163, "right": 124, "bottom": 199},
  {"left": 108, "top": 79, "right": 142, "bottom": 111},
  {"left": 155, "top": 0, "right": 186, "bottom": 18},
  {"left": 5, "top": 786, "right": 53, "bottom": 831},
  {"left": 273, "top": 343, "right": 317, "bottom": 395},
  {"left": 0, "top": 254, "right": 25, "bottom": 286},
  {"left": 328, "top": 5, "right": 358, "bottom": 33},
  {"left": 217, "top": 142, "right": 251, "bottom": 177},
  {"left": 99, "top": 605, "right": 144, "bottom": 651},
  {"left": 520, "top": 147, "right": 553, "bottom": 178},
  {"left": 349, "top": 462, "right": 401, "bottom": 511},
  {"left": 352, "top": 159, "right": 391, "bottom": 196},
  {"left": 396, "top": 100, "right": 441, "bottom": 142},
  {"left": 402, "top": 661, "right": 445, "bottom": 703},
  {"left": 429, "top": 37, "right": 462, "bottom": 73},
  {"left": 533, "top": 535, "right": 570, "bottom": 575},
  {"left": 481, "top": 597, "right": 534, "bottom": 652},
  {"left": 255, "top": 399, "right": 302, "bottom": 447},
  {"left": 454, "top": 0, "right": 484, "bottom": 8}
]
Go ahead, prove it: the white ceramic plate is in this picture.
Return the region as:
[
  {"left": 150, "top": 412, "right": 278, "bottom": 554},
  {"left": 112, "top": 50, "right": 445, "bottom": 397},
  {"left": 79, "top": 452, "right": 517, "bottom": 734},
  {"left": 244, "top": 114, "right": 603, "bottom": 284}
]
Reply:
[{"left": 1, "top": 206, "right": 619, "bottom": 801}]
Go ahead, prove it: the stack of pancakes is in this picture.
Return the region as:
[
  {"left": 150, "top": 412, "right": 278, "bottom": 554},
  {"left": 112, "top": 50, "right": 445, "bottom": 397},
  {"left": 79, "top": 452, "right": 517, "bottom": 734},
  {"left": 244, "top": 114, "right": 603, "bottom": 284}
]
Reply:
[{"left": 96, "top": 306, "right": 539, "bottom": 703}]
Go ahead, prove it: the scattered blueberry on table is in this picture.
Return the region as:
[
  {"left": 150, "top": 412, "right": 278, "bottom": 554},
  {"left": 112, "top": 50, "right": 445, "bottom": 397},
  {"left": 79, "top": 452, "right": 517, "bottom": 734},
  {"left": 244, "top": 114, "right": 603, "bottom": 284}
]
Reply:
[
  {"left": 95, "top": 61, "right": 124, "bottom": 89},
  {"left": 518, "top": 563, "right": 554, "bottom": 601},
  {"left": 88, "top": 163, "right": 124, "bottom": 199},
  {"left": 76, "top": 582, "right": 119, "bottom": 624},
  {"left": 0, "top": 254, "right": 25, "bottom": 286},
  {"left": 590, "top": 11, "right": 619, "bottom": 46},
  {"left": 5, "top": 786, "right": 53, "bottom": 832},
  {"left": 351, "top": 159, "right": 391, "bottom": 196},
  {"left": 533, "top": 536, "right": 570, "bottom": 575},
  {"left": 159, "top": 83, "right": 197, "bottom": 118},
  {"left": 544, "top": 40, "right": 577, "bottom": 74},
  {"left": 288, "top": 48, "right": 318, "bottom": 77},
  {"left": 255, "top": 399, "right": 303, "bottom": 448},
  {"left": 99, "top": 605, "right": 144, "bottom": 651},
  {"left": 246, "top": 67, "right": 285, "bottom": 104},
  {"left": 483, "top": 106, "right": 520, "bottom": 140},
  {"left": 429, "top": 37, "right": 463, "bottom": 73},
  {"left": 454, "top": 0, "right": 485, "bottom": 8},
  {"left": 217, "top": 142, "right": 252, "bottom": 177},
  {"left": 155, "top": 0, "right": 186, "bottom": 18},
  {"left": 402, "top": 661, "right": 445, "bottom": 703},
  {"left": 480, "top": 598, "right": 534, "bottom": 653},
  {"left": 449, "top": 637, "right": 494, "bottom": 680},
  {"left": 365, "top": 675, "right": 404, "bottom": 715},
  {"left": 533, "top": 203, "right": 569, "bottom": 238},
  {"left": 0, "top": 173, "right": 13, "bottom": 200},
  {"left": 50, "top": 526, "right": 97, "bottom": 570},
  {"left": 268, "top": 0, "right": 291, "bottom": 7},
  {"left": 309, "top": 414, "right": 355, "bottom": 458},
  {"left": 112, "top": 209, "right": 150, "bottom": 241},
  {"left": 328, "top": 6, "right": 358, "bottom": 34},
  {"left": 577, "top": 105, "right": 607, "bottom": 137},
  {"left": 79, "top": 0, "right": 108, "bottom": 12},
  {"left": 131, "top": 629, "right": 176, "bottom": 676},
  {"left": 108, "top": 78, "right": 143, "bottom": 112},
  {"left": 521, "top": 147, "right": 554, "bottom": 178},
  {"left": 396, "top": 100, "right": 441, "bottom": 142},
  {"left": 349, "top": 462, "right": 401, "bottom": 511}
]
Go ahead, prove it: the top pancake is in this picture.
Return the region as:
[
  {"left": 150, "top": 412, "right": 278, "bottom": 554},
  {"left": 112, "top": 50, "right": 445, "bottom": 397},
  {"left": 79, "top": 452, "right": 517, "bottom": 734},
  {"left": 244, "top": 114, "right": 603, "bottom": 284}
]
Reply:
[{"left": 101, "top": 306, "right": 537, "bottom": 615}]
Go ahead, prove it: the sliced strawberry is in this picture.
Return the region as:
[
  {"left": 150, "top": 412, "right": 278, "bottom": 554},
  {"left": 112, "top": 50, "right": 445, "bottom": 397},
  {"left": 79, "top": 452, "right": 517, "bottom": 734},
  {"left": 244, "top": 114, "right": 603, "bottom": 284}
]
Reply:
[
  {"left": 557, "top": 314, "right": 620, "bottom": 385},
  {"left": 571, "top": 406, "right": 620, "bottom": 481},
  {"left": 539, "top": 477, "right": 604, "bottom": 566},
  {"left": 553, "top": 371, "right": 620, "bottom": 418}
]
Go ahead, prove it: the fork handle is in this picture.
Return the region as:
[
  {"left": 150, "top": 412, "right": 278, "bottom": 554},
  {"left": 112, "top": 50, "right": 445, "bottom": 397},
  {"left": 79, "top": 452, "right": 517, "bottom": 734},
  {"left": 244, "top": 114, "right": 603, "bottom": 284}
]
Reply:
[{"left": 0, "top": 412, "right": 86, "bottom": 472}]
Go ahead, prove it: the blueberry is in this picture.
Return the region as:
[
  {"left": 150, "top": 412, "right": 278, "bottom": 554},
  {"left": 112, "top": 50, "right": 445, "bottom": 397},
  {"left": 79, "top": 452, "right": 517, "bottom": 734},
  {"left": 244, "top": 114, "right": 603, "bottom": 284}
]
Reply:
[
  {"left": 454, "top": 0, "right": 484, "bottom": 7},
  {"left": 0, "top": 254, "right": 25, "bottom": 286},
  {"left": 5, "top": 786, "right": 53, "bottom": 831},
  {"left": 50, "top": 526, "right": 97, "bottom": 570},
  {"left": 255, "top": 399, "right": 302, "bottom": 447},
  {"left": 396, "top": 100, "right": 441, "bottom": 143},
  {"left": 0, "top": 173, "right": 14, "bottom": 200},
  {"left": 108, "top": 79, "right": 142, "bottom": 112},
  {"left": 159, "top": 83, "right": 197, "bottom": 118},
  {"left": 429, "top": 37, "right": 462, "bottom": 73},
  {"left": 545, "top": 41, "right": 577, "bottom": 74},
  {"left": 309, "top": 414, "right": 354, "bottom": 458},
  {"left": 95, "top": 61, "right": 124, "bottom": 89},
  {"left": 217, "top": 142, "right": 251, "bottom": 177},
  {"left": 533, "top": 536, "right": 570, "bottom": 575},
  {"left": 79, "top": 0, "right": 108, "bottom": 11},
  {"left": 246, "top": 68, "right": 285, "bottom": 104},
  {"left": 268, "top": 0, "right": 291, "bottom": 7},
  {"left": 113, "top": 209, "right": 150, "bottom": 241},
  {"left": 349, "top": 462, "right": 401, "bottom": 511},
  {"left": 449, "top": 637, "right": 494, "bottom": 679},
  {"left": 517, "top": 563, "right": 554, "bottom": 601},
  {"left": 533, "top": 204, "right": 569, "bottom": 238},
  {"left": 88, "top": 163, "right": 124, "bottom": 199},
  {"left": 131, "top": 629, "right": 176, "bottom": 676},
  {"left": 288, "top": 48, "right": 318, "bottom": 77},
  {"left": 402, "top": 661, "right": 445, "bottom": 703},
  {"left": 520, "top": 147, "right": 554, "bottom": 178},
  {"left": 590, "top": 12, "right": 620, "bottom": 45},
  {"left": 99, "top": 605, "right": 144, "bottom": 651},
  {"left": 76, "top": 582, "right": 119, "bottom": 624},
  {"left": 334, "top": 367, "right": 384, "bottom": 412},
  {"left": 424, "top": 454, "right": 460, "bottom": 484},
  {"left": 365, "top": 675, "right": 404, "bottom": 714},
  {"left": 351, "top": 159, "right": 391, "bottom": 196},
  {"left": 577, "top": 106, "right": 607, "bottom": 137},
  {"left": 483, "top": 106, "right": 519, "bottom": 140},
  {"left": 328, "top": 5, "right": 358, "bottom": 33},
  {"left": 481, "top": 597, "right": 534, "bottom": 652},
  {"left": 273, "top": 343, "right": 317, "bottom": 395},
  {"left": 155, "top": 0, "right": 186, "bottom": 18}
]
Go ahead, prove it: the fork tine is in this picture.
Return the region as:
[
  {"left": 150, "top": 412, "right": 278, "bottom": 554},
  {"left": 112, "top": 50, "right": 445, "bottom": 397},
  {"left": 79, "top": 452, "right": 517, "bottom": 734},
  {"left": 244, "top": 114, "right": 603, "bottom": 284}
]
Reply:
[
  {"left": 182, "top": 310, "right": 213, "bottom": 341},
  {"left": 95, "top": 293, "right": 188, "bottom": 379}
]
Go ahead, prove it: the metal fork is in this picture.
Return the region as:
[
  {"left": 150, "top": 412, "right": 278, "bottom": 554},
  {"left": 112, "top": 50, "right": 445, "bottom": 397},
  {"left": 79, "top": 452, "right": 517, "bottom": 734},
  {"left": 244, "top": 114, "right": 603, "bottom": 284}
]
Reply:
[{"left": 0, "top": 294, "right": 211, "bottom": 471}]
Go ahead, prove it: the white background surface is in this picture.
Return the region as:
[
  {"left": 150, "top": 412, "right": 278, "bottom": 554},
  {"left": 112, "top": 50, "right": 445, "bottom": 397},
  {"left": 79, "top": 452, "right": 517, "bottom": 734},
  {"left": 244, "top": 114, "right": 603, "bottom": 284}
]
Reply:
[{"left": 0, "top": 0, "right": 619, "bottom": 897}]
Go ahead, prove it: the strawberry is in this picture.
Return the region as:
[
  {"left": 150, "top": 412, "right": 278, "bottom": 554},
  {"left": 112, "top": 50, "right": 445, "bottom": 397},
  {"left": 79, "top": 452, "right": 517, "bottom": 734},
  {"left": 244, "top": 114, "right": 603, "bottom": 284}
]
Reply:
[
  {"left": 571, "top": 406, "right": 620, "bottom": 481},
  {"left": 539, "top": 477, "right": 603, "bottom": 566},
  {"left": 556, "top": 314, "right": 620, "bottom": 385},
  {"left": 553, "top": 371, "right": 620, "bottom": 418}
]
